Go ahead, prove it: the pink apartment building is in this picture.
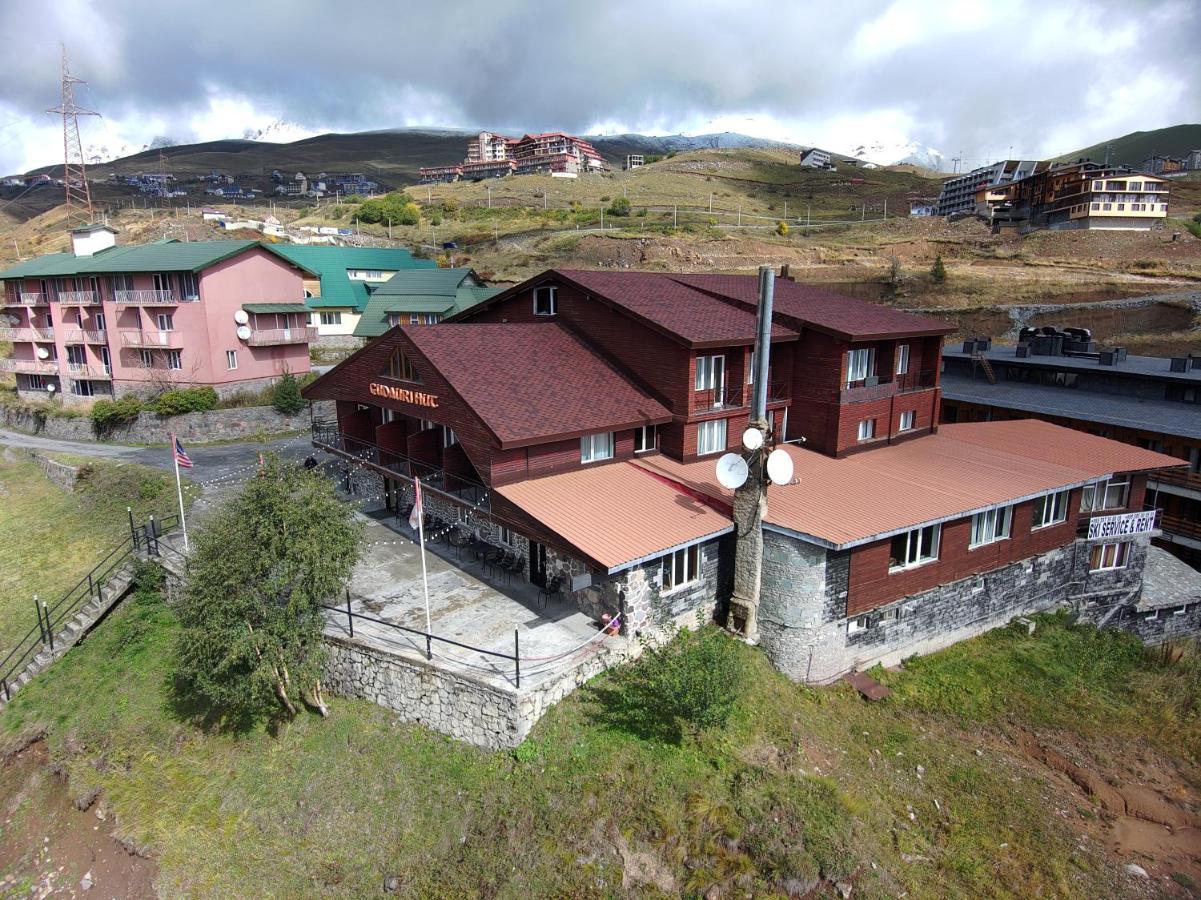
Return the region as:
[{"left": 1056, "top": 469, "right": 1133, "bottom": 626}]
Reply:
[{"left": 0, "top": 225, "right": 315, "bottom": 402}]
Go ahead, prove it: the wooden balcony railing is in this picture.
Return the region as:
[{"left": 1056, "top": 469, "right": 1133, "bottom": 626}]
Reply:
[
  {"left": 246, "top": 326, "right": 318, "bottom": 346},
  {"left": 1160, "top": 514, "right": 1201, "bottom": 542}
]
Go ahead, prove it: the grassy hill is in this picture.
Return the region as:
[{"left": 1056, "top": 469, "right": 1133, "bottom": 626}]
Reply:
[{"left": 1056, "top": 124, "right": 1201, "bottom": 168}]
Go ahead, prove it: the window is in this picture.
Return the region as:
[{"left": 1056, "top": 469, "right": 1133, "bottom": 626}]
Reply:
[
  {"left": 895, "top": 343, "right": 910, "bottom": 375},
  {"left": 697, "top": 418, "right": 727, "bottom": 456},
  {"left": 1032, "top": 490, "right": 1070, "bottom": 529},
  {"left": 226, "top": 350, "right": 238, "bottom": 370},
  {"left": 152, "top": 272, "right": 172, "bottom": 293},
  {"left": 99, "top": 346, "right": 111, "bottom": 374},
  {"left": 72, "top": 380, "right": 95, "bottom": 397},
  {"left": 889, "top": 524, "right": 940, "bottom": 571},
  {"left": 1080, "top": 477, "right": 1130, "bottom": 512},
  {"left": 898, "top": 410, "right": 915, "bottom": 432},
  {"left": 580, "top": 431, "right": 614, "bottom": 463},
  {"left": 661, "top": 544, "right": 700, "bottom": 591},
  {"left": 846, "top": 347, "right": 876, "bottom": 385},
  {"left": 156, "top": 313, "right": 174, "bottom": 331},
  {"left": 179, "top": 271, "right": 199, "bottom": 300},
  {"left": 320, "top": 311, "right": 342, "bottom": 326},
  {"left": 388, "top": 349, "right": 421, "bottom": 382},
  {"left": 857, "top": 419, "right": 875, "bottom": 441},
  {"left": 94, "top": 312, "right": 105, "bottom": 331},
  {"left": 111, "top": 274, "right": 134, "bottom": 292},
  {"left": 694, "top": 354, "right": 725, "bottom": 392},
  {"left": 847, "top": 615, "right": 871, "bottom": 634},
  {"left": 1089, "top": 542, "right": 1129, "bottom": 571},
  {"left": 66, "top": 345, "right": 86, "bottom": 365},
  {"left": 533, "top": 285, "right": 557, "bottom": 316},
  {"left": 634, "top": 424, "right": 657, "bottom": 453},
  {"left": 498, "top": 526, "right": 516, "bottom": 546},
  {"left": 441, "top": 426, "right": 458, "bottom": 448},
  {"left": 970, "top": 505, "right": 1013, "bottom": 548},
  {"left": 138, "top": 349, "right": 153, "bottom": 367},
  {"left": 746, "top": 350, "right": 755, "bottom": 384},
  {"left": 27, "top": 375, "right": 46, "bottom": 390},
  {"left": 166, "top": 350, "right": 182, "bottom": 370}
]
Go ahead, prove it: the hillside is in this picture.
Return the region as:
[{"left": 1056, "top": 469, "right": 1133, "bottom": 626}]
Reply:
[{"left": 1057, "top": 124, "right": 1201, "bottom": 167}]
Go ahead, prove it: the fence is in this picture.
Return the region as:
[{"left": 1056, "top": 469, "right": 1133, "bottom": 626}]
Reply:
[{"left": 0, "top": 512, "right": 180, "bottom": 702}]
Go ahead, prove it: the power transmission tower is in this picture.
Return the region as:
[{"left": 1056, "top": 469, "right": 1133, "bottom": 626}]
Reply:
[{"left": 47, "top": 46, "right": 100, "bottom": 225}]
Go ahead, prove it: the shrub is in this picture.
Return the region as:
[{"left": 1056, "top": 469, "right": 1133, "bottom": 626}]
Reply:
[
  {"left": 607, "top": 196, "right": 632, "bottom": 217},
  {"left": 271, "top": 372, "right": 304, "bottom": 415},
  {"left": 149, "top": 386, "right": 218, "bottom": 416},
  {"left": 931, "top": 254, "right": 947, "bottom": 283},
  {"left": 636, "top": 207, "right": 648, "bottom": 217},
  {"left": 775, "top": 220, "right": 789, "bottom": 236},
  {"left": 441, "top": 196, "right": 460, "bottom": 214},
  {"left": 91, "top": 395, "right": 143, "bottom": 432}
]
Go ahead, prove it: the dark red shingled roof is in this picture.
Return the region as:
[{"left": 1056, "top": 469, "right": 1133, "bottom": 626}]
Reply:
[
  {"left": 552, "top": 269, "right": 798, "bottom": 347},
  {"left": 403, "top": 323, "right": 672, "bottom": 448},
  {"left": 669, "top": 273, "right": 954, "bottom": 341}
]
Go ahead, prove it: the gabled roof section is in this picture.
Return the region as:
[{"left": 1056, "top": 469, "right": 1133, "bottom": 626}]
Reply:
[
  {"left": 267, "top": 245, "right": 437, "bottom": 312},
  {"left": 0, "top": 239, "right": 266, "bottom": 279},
  {"left": 402, "top": 323, "right": 671, "bottom": 448},
  {"left": 354, "top": 268, "right": 501, "bottom": 338},
  {"left": 670, "top": 274, "right": 954, "bottom": 341}
]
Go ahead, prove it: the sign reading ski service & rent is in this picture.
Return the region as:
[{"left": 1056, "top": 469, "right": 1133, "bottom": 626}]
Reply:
[{"left": 1087, "top": 509, "right": 1157, "bottom": 541}]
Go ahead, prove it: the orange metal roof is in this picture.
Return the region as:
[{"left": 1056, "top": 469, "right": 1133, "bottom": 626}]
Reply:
[
  {"left": 632, "top": 420, "right": 1185, "bottom": 549},
  {"left": 495, "top": 461, "right": 733, "bottom": 572}
]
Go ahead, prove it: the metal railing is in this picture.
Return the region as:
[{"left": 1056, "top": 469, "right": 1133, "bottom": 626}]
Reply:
[
  {"left": 119, "top": 329, "right": 181, "bottom": 348},
  {"left": 56, "top": 290, "right": 99, "bottom": 305},
  {"left": 0, "top": 513, "right": 179, "bottom": 703},
  {"left": 13, "top": 293, "right": 47, "bottom": 306},
  {"left": 0, "top": 327, "right": 55, "bottom": 342},
  {"left": 246, "top": 326, "right": 319, "bottom": 346},
  {"left": 0, "top": 359, "right": 59, "bottom": 375},
  {"left": 896, "top": 369, "right": 939, "bottom": 393},
  {"left": 66, "top": 362, "right": 112, "bottom": 378},
  {"left": 313, "top": 424, "right": 492, "bottom": 510},
  {"left": 322, "top": 591, "right": 523, "bottom": 686},
  {"left": 113, "top": 289, "right": 179, "bottom": 305},
  {"left": 692, "top": 385, "right": 743, "bottom": 413},
  {"left": 61, "top": 329, "right": 107, "bottom": 344}
]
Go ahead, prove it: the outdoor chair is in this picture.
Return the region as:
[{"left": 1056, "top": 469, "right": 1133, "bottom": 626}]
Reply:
[
  {"left": 539, "top": 574, "right": 565, "bottom": 609},
  {"left": 505, "top": 554, "right": 526, "bottom": 582}
]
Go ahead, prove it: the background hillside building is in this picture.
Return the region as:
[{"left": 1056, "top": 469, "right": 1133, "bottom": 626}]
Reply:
[
  {"left": 0, "top": 225, "right": 314, "bottom": 402},
  {"left": 352, "top": 267, "right": 499, "bottom": 339},
  {"left": 800, "top": 148, "right": 835, "bottom": 170},
  {"left": 985, "top": 163, "right": 1170, "bottom": 232},
  {"left": 421, "top": 131, "right": 610, "bottom": 182},
  {"left": 304, "top": 270, "right": 1188, "bottom": 683},
  {"left": 942, "top": 332, "right": 1201, "bottom": 570},
  {"left": 935, "top": 159, "right": 1042, "bottom": 216}
]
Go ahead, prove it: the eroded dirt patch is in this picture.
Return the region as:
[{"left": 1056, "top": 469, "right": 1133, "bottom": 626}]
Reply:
[{"left": 0, "top": 735, "right": 156, "bottom": 898}]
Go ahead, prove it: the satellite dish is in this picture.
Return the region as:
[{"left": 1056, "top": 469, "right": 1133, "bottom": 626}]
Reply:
[
  {"left": 46, "top": 383, "right": 56, "bottom": 393},
  {"left": 233, "top": 310, "right": 249, "bottom": 325},
  {"left": 715, "top": 452, "right": 749, "bottom": 490},
  {"left": 742, "top": 426, "right": 764, "bottom": 451},
  {"left": 236, "top": 325, "right": 252, "bottom": 341},
  {"left": 766, "top": 448, "right": 795, "bottom": 486},
  {"left": 36, "top": 346, "right": 49, "bottom": 359}
]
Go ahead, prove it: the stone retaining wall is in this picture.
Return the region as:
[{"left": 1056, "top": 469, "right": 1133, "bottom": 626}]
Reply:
[
  {"left": 1, "top": 400, "right": 334, "bottom": 445},
  {"left": 322, "top": 632, "right": 629, "bottom": 750},
  {"left": 30, "top": 452, "right": 80, "bottom": 491}
]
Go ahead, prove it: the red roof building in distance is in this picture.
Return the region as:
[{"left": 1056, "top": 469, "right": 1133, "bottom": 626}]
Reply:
[
  {"left": 420, "top": 131, "right": 610, "bottom": 183},
  {"left": 304, "top": 267, "right": 1190, "bottom": 682}
]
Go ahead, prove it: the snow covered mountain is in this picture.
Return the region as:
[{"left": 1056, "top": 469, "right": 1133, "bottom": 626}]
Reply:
[{"left": 850, "top": 140, "right": 947, "bottom": 171}]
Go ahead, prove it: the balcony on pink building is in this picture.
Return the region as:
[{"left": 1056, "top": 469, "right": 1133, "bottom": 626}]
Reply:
[
  {"left": 113, "top": 289, "right": 183, "bottom": 305},
  {"left": 62, "top": 328, "right": 107, "bottom": 344},
  {"left": 119, "top": 329, "right": 184, "bottom": 348},
  {"left": 246, "top": 325, "right": 319, "bottom": 346},
  {"left": 3, "top": 292, "right": 48, "bottom": 306},
  {"left": 0, "top": 326, "right": 55, "bottom": 342},
  {"left": 66, "top": 362, "right": 113, "bottom": 379},
  {"left": 0, "top": 358, "right": 59, "bottom": 375},
  {"left": 56, "top": 290, "right": 100, "bottom": 306}
]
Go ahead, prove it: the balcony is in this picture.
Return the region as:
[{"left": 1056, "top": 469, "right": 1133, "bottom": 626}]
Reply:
[
  {"left": 119, "top": 329, "right": 183, "bottom": 348},
  {"left": 113, "top": 289, "right": 180, "bottom": 305},
  {"left": 3, "top": 292, "right": 47, "bottom": 306},
  {"left": 896, "top": 369, "right": 938, "bottom": 393},
  {"left": 61, "top": 328, "right": 107, "bottom": 344},
  {"left": 1160, "top": 513, "right": 1201, "bottom": 543},
  {"left": 0, "top": 326, "right": 55, "bottom": 342},
  {"left": 66, "top": 362, "right": 113, "bottom": 379},
  {"left": 692, "top": 385, "right": 744, "bottom": 414},
  {"left": 56, "top": 290, "right": 100, "bottom": 306},
  {"left": 246, "top": 326, "right": 318, "bottom": 346},
  {"left": 0, "top": 358, "right": 59, "bottom": 375}
]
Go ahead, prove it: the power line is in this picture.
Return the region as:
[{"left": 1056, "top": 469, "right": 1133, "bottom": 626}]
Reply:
[{"left": 46, "top": 45, "right": 100, "bottom": 225}]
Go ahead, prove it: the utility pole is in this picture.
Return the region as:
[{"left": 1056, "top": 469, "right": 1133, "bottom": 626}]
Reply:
[
  {"left": 883, "top": 197, "right": 887, "bottom": 220},
  {"left": 807, "top": 204, "right": 811, "bottom": 226},
  {"left": 48, "top": 45, "right": 99, "bottom": 225},
  {"left": 737, "top": 204, "right": 742, "bottom": 226},
  {"left": 487, "top": 184, "right": 491, "bottom": 208},
  {"left": 709, "top": 192, "right": 713, "bottom": 214},
  {"left": 673, "top": 205, "right": 677, "bottom": 227},
  {"left": 861, "top": 204, "right": 865, "bottom": 221}
]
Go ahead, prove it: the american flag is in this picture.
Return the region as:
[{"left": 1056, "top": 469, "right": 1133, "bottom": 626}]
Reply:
[
  {"left": 172, "top": 434, "right": 193, "bottom": 469},
  {"left": 409, "top": 477, "right": 423, "bottom": 531}
]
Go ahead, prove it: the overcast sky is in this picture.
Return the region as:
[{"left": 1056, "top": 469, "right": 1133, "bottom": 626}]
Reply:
[{"left": 0, "top": 0, "right": 1197, "bottom": 175}]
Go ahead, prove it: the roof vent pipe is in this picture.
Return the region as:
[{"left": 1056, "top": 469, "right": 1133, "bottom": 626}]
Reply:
[{"left": 750, "top": 265, "right": 774, "bottom": 426}]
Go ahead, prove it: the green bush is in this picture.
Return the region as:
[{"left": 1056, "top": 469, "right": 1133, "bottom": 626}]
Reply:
[
  {"left": 931, "top": 254, "right": 947, "bottom": 283},
  {"left": 149, "top": 387, "right": 218, "bottom": 416},
  {"left": 356, "top": 192, "right": 421, "bottom": 226},
  {"left": 91, "top": 395, "right": 143, "bottom": 432},
  {"left": 271, "top": 372, "right": 304, "bottom": 415},
  {"left": 775, "top": 220, "right": 789, "bottom": 236},
  {"left": 607, "top": 196, "right": 631, "bottom": 217}
]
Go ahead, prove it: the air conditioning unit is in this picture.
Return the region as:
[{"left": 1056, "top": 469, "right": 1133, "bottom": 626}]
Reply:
[
  {"left": 1015, "top": 344, "right": 1030, "bottom": 358},
  {"left": 864, "top": 375, "right": 880, "bottom": 387}
]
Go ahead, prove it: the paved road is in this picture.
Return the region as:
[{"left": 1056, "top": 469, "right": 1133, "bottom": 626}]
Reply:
[{"left": 0, "top": 428, "right": 313, "bottom": 484}]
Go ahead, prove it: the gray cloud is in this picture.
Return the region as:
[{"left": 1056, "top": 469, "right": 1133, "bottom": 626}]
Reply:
[{"left": 0, "top": 0, "right": 1197, "bottom": 173}]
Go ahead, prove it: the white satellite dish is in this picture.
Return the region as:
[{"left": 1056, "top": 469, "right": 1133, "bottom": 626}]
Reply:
[
  {"left": 715, "top": 452, "right": 749, "bottom": 490},
  {"left": 236, "top": 325, "right": 252, "bottom": 341},
  {"left": 233, "top": 310, "right": 249, "bottom": 325},
  {"left": 36, "top": 346, "right": 49, "bottom": 359},
  {"left": 766, "top": 448, "right": 795, "bottom": 486},
  {"left": 45, "top": 383, "right": 56, "bottom": 393},
  {"left": 742, "top": 426, "right": 764, "bottom": 451}
]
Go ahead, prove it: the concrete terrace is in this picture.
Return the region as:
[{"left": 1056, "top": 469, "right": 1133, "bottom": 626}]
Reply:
[{"left": 325, "top": 511, "right": 625, "bottom": 691}]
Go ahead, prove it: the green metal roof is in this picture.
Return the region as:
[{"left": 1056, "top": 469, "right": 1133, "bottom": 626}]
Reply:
[
  {"left": 0, "top": 240, "right": 263, "bottom": 279},
  {"left": 267, "top": 245, "right": 437, "bottom": 314},
  {"left": 354, "top": 269, "right": 501, "bottom": 337},
  {"left": 244, "top": 303, "right": 310, "bottom": 314}
]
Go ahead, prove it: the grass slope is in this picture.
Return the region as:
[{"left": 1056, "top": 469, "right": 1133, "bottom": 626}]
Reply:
[
  {"left": 1057, "top": 124, "right": 1201, "bottom": 169},
  {"left": 3, "top": 573, "right": 1197, "bottom": 898}
]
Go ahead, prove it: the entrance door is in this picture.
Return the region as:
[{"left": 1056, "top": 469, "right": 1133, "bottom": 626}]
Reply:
[
  {"left": 529, "top": 541, "right": 548, "bottom": 588},
  {"left": 383, "top": 477, "right": 398, "bottom": 512}
]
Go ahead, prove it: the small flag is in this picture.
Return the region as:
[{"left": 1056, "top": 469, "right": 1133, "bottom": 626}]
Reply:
[
  {"left": 409, "top": 478, "right": 423, "bottom": 530},
  {"left": 172, "top": 434, "right": 193, "bottom": 469}
]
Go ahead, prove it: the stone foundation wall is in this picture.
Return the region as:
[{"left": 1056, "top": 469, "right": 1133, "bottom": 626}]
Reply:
[
  {"left": 760, "top": 532, "right": 1149, "bottom": 683},
  {"left": 323, "top": 632, "right": 629, "bottom": 750},
  {"left": 30, "top": 452, "right": 80, "bottom": 491},
  {"left": 2, "top": 400, "right": 333, "bottom": 444},
  {"left": 1080, "top": 602, "right": 1201, "bottom": 645}
]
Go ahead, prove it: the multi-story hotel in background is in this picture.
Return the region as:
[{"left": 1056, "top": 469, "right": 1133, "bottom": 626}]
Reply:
[
  {"left": 984, "top": 162, "right": 1171, "bottom": 232},
  {"left": 0, "top": 225, "right": 315, "bottom": 402},
  {"left": 934, "top": 159, "right": 1043, "bottom": 216},
  {"left": 420, "top": 131, "right": 611, "bottom": 182}
]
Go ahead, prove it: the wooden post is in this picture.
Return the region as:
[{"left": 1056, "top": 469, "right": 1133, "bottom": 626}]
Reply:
[{"left": 514, "top": 628, "right": 520, "bottom": 688}]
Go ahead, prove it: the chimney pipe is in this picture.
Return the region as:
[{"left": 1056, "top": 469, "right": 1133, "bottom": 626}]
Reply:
[{"left": 751, "top": 265, "right": 774, "bottom": 426}]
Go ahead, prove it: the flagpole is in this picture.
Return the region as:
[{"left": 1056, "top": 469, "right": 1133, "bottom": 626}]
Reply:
[
  {"left": 171, "top": 433, "right": 189, "bottom": 551},
  {"left": 415, "top": 478, "right": 432, "bottom": 657}
]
